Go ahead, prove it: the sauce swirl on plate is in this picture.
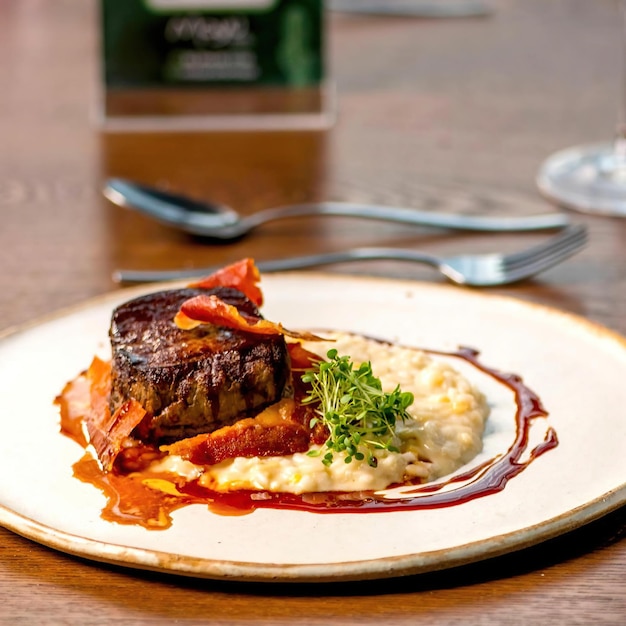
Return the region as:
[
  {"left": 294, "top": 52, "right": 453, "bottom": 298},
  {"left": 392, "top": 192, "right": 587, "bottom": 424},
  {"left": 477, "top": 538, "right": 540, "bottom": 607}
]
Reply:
[{"left": 56, "top": 347, "right": 557, "bottom": 530}]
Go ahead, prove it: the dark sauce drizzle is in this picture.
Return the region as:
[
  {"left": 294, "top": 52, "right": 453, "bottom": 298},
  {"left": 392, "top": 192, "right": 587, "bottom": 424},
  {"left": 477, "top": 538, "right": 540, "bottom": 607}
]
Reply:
[{"left": 59, "top": 347, "right": 558, "bottom": 529}]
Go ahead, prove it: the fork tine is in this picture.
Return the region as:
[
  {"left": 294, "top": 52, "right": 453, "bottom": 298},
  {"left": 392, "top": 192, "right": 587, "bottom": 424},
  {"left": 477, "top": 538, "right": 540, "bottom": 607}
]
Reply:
[
  {"left": 501, "top": 225, "right": 587, "bottom": 282},
  {"left": 502, "top": 225, "right": 587, "bottom": 271}
]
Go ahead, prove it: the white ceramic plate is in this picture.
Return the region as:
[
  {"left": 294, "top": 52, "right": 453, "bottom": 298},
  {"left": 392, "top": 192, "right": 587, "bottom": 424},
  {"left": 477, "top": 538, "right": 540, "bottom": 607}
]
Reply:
[{"left": 1, "top": 274, "right": 625, "bottom": 583}]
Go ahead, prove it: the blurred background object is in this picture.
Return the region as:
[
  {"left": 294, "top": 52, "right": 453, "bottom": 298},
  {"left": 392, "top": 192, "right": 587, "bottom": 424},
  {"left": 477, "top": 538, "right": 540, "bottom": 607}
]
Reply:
[
  {"left": 100, "top": 0, "right": 332, "bottom": 131},
  {"left": 328, "top": 0, "right": 493, "bottom": 18},
  {"left": 536, "top": 0, "right": 626, "bottom": 216}
]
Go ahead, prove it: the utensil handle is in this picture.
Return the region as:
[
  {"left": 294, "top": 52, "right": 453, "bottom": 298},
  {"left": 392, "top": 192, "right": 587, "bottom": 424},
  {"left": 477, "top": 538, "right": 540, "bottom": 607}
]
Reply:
[
  {"left": 114, "top": 248, "right": 440, "bottom": 283},
  {"left": 248, "top": 202, "right": 570, "bottom": 232}
]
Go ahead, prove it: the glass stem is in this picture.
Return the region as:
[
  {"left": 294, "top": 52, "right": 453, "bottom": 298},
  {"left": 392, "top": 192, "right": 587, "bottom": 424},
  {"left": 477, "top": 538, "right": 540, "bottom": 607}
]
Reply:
[{"left": 617, "top": 0, "right": 626, "bottom": 156}]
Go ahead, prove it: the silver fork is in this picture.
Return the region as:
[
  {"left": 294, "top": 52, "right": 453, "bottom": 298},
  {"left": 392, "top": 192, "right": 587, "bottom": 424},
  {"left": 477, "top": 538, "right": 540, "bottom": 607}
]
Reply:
[{"left": 114, "top": 225, "right": 587, "bottom": 287}]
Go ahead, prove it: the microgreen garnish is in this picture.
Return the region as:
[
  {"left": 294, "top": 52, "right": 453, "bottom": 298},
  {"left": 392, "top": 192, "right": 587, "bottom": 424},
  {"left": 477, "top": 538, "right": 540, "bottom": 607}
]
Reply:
[{"left": 301, "top": 348, "right": 414, "bottom": 467}]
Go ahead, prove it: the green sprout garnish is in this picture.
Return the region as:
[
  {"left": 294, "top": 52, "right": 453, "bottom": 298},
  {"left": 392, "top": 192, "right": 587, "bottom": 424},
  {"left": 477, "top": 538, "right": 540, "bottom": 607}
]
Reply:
[{"left": 301, "top": 348, "right": 414, "bottom": 467}]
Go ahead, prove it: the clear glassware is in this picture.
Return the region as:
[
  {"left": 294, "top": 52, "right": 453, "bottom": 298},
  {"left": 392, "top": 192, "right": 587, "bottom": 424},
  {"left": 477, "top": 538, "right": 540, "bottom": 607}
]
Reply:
[{"left": 536, "top": 2, "right": 626, "bottom": 217}]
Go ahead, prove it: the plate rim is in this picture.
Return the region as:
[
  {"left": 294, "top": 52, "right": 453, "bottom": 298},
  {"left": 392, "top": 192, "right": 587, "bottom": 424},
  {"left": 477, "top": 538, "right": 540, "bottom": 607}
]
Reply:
[
  {"left": 3, "top": 271, "right": 626, "bottom": 351},
  {"left": 1, "top": 483, "right": 624, "bottom": 583}
]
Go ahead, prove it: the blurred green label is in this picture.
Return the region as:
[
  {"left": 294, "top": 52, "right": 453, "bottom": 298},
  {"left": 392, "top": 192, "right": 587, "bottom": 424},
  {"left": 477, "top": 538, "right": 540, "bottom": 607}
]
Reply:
[{"left": 101, "top": 0, "right": 323, "bottom": 87}]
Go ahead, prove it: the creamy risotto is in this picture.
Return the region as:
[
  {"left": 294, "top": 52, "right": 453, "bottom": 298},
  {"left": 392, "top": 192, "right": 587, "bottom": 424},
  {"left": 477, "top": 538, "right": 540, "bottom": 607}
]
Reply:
[{"left": 154, "top": 333, "right": 490, "bottom": 494}]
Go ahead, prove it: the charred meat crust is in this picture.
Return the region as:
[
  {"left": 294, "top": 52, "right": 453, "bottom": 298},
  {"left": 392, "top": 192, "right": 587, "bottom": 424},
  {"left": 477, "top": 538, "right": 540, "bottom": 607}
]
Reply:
[{"left": 109, "top": 286, "right": 291, "bottom": 444}]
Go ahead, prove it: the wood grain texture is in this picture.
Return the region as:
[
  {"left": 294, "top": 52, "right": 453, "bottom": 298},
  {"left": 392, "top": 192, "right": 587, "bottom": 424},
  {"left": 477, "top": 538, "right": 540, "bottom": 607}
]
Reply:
[{"left": 0, "top": 0, "right": 625, "bottom": 623}]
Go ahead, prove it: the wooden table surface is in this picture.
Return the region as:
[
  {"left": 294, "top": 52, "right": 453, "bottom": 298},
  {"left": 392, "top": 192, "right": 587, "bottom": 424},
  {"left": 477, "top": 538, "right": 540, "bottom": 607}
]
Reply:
[{"left": 1, "top": 0, "right": 625, "bottom": 623}]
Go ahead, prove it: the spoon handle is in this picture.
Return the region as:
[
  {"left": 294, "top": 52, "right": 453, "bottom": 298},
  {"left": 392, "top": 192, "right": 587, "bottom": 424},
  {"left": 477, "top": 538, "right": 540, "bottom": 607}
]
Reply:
[{"left": 246, "top": 202, "right": 571, "bottom": 232}]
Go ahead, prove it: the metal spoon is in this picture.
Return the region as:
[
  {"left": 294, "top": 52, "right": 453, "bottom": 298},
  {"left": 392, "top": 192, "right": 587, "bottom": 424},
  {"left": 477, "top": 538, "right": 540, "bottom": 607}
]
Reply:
[{"left": 103, "top": 178, "right": 570, "bottom": 241}]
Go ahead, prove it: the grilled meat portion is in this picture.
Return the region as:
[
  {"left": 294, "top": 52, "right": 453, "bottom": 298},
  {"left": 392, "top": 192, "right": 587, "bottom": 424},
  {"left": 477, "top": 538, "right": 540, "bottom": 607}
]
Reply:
[{"left": 109, "top": 287, "right": 290, "bottom": 444}]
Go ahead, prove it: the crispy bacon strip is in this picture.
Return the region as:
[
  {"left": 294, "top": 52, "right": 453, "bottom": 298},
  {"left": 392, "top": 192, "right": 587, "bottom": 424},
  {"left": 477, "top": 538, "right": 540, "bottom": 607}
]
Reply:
[
  {"left": 164, "top": 421, "right": 309, "bottom": 466},
  {"left": 174, "top": 294, "right": 325, "bottom": 341},
  {"left": 83, "top": 357, "right": 146, "bottom": 470},
  {"left": 162, "top": 399, "right": 312, "bottom": 465},
  {"left": 189, "top": 257, "right": 263, "bottom": 306}
]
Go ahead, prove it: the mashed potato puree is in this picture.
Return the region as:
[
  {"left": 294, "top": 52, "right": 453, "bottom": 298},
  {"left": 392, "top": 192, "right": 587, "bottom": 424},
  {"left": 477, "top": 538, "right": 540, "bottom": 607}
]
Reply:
[{"left": 157, "top": 333, "right": 490, "bottom": 494}]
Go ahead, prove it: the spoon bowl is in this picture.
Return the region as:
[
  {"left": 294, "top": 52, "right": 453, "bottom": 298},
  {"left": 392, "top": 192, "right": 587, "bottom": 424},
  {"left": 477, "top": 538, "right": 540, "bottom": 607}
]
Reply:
[
  {"left": 104, "top": 180, "right": 241, "bottom": 235},
  {"left": 103, "top": 178, "right": 571, "bottom": 242}
]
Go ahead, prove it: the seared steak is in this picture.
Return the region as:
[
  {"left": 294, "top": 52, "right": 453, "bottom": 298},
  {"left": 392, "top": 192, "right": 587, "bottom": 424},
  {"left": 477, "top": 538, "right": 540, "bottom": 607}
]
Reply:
[{"left": 109, "top": 286, "right": 290, "bottom": 444}]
